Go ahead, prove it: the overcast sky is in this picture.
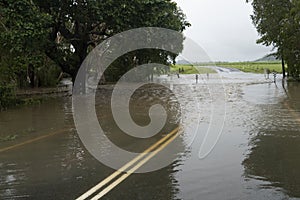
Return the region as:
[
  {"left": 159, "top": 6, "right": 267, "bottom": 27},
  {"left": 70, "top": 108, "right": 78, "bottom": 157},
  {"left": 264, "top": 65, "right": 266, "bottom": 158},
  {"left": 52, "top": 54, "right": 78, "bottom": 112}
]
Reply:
[{"left": 174, "top": 0, "right": 274, "bottom": 62}]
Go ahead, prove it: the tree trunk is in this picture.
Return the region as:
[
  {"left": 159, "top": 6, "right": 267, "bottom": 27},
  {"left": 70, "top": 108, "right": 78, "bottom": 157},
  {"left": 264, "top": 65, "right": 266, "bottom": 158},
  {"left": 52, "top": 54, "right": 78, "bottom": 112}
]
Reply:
[
  {"left": 28, "top": 64, "right": 35, "bottom": 88},
  {"left": 72, "top": 42, "right": 88, "bottom": 93},
  {"left": 282, "top": 58, "right": 286, "bottom": 78}
]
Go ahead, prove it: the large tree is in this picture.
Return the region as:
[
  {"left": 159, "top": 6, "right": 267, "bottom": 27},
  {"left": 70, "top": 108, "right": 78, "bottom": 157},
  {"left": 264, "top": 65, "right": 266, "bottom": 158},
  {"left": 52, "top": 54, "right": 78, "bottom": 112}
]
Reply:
[
  {"left": 1, "top": 0, "right": 189, "bottom": 83},
  {"left": 247, "top": 0, "right": 300, "bottom": 78},
  {"left": 0, "top": 0, "right": 53, "bottom": 87}
]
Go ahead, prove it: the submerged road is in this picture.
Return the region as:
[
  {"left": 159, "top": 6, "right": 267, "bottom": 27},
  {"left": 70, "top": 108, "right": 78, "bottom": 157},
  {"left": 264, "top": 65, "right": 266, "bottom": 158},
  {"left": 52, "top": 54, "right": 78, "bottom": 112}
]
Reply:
[{"left": 1, "top": 69, "right": 300, "bottom": 200}]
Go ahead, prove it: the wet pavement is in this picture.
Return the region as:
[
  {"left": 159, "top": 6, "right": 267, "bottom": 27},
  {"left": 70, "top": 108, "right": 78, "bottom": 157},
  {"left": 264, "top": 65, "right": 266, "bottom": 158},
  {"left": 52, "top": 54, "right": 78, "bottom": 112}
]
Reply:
[{"left": 0, "top": 68, "right": 300, "bottom": 199}]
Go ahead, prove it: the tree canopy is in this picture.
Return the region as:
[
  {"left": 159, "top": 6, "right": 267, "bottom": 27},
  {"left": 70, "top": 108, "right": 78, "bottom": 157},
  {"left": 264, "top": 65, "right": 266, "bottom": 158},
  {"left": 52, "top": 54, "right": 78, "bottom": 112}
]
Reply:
[
  {"left": 0, "top": 0, "right": 190, "bottom": 85},
  {"left": 247, "top": 0, "right": 300, "bottom": 78}
]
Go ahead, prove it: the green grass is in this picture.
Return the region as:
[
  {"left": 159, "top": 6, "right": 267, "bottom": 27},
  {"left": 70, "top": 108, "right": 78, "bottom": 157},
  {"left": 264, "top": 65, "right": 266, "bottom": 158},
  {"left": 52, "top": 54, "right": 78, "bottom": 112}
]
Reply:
[
  {"left": 171, "top": 65, "right": 216, "bottom": 74},
  {"left": 172, "top": 62, "right": 284, "bottom": 74},
  {"left": 214, "top": 62, "right": 285, "bottom": 73}
]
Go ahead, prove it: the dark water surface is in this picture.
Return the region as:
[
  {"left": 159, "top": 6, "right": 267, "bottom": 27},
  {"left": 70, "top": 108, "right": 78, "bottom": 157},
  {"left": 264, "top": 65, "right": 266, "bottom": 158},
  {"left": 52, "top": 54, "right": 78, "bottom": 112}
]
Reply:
[{"left": 0, "top": 72, "right": 300, "bottom": 200}]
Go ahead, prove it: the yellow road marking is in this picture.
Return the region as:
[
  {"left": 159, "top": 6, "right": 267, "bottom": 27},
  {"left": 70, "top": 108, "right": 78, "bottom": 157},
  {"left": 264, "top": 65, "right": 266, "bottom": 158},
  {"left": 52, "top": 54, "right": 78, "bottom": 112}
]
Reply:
[
  {"left": 76, "top": 126, "right": 180, "bottom": 200},
  {"left": 0, "top": 128, "right": 70, "bottom": 153},
  {"left": 91, "top": 132, "right": 179, "bottom": 200}
]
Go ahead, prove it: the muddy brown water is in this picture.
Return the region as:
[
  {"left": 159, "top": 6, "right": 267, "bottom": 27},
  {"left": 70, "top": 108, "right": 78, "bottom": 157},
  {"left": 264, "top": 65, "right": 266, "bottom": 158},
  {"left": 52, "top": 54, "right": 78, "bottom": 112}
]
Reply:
[{"left": 0, "top": 73, "right": 300, "bottom": 200}]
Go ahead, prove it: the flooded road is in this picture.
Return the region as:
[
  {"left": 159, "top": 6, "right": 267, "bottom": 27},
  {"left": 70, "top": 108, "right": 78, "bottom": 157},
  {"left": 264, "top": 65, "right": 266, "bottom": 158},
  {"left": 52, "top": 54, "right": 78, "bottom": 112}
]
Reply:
[{"left": 0, "top": 70, "right": 300, "bottom": 199}]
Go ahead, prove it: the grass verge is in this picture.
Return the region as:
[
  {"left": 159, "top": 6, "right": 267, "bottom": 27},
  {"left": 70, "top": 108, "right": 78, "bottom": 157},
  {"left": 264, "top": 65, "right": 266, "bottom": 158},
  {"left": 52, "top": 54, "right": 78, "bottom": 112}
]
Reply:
[
  {"left": 214, "top": 62, "right": 284, "bottom": 73},
  {"left": 171, "top": 65, "right": 216, "bottom": 74}
]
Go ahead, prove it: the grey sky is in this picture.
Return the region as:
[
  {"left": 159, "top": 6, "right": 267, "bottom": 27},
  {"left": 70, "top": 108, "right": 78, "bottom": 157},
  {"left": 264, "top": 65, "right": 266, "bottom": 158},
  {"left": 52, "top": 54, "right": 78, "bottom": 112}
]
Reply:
[{"left": 174, "top": 0, "right": 274, "bottom": 62}]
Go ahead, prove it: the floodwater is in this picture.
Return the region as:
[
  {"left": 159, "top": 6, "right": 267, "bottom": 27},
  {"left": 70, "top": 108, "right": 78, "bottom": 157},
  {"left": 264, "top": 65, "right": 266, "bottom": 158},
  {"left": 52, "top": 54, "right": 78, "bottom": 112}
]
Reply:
[{"left": 0, "top": 69, "right": 300, "bottom": 200}]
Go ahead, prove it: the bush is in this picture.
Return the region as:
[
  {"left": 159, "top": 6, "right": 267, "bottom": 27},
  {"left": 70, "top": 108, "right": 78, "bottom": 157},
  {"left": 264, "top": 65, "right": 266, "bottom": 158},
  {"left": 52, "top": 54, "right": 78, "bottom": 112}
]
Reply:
[{"left": 0, "top": 84, "right": 17, "bottom": 110}]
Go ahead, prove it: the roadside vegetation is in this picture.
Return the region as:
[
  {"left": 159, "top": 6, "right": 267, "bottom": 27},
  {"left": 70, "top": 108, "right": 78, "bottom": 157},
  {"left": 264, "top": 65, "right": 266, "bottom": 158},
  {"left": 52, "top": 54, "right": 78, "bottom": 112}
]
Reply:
[
  {"left": 247, "top": 0, "right": 300, "bottom": 78},
  {"left": 0, "top": 0, "right": 190, "bottom": 110}
]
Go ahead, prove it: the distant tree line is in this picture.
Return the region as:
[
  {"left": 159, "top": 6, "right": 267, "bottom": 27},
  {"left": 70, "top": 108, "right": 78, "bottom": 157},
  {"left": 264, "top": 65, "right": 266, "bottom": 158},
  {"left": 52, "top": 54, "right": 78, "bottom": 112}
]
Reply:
[{"left": 247, "top": 0, "right": 300, "bottom": 79}]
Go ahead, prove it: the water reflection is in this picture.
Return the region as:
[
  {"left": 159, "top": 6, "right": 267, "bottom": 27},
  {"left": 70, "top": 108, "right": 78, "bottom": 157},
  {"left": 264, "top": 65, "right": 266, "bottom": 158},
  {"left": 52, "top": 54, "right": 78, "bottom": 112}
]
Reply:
[
  {"left": 94, "top": 83, "right": 185, "bottom": 195},
  {"left": 0, "top": 85, "right": 185, "bottom": 199},
  {"left": 0, "top": 98, "right": 73, "bottom": 148},
  {"left": 4, "top": 75, "right": 300, "bottom": 199},
  {"left": 103, "top": 160, "right": 182, "bottom": 200},
  {"left": 243, "top": 82, "right": 300, "bottom": 198},
  {"left": 95, "top": 84, "right": 181, "bottom": 153}
]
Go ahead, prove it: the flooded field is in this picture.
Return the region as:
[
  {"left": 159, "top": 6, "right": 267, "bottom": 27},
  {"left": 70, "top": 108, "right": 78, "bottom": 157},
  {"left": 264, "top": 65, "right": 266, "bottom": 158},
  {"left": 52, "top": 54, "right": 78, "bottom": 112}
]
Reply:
[{"left": 0, "top": 69, "right": 299, "bottom": 199}]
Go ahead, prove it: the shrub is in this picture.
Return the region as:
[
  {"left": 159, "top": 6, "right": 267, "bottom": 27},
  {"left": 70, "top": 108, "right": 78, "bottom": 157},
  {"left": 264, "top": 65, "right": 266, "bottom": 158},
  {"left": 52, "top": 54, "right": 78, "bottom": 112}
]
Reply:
[{"left": 0, "top": 84, "right": 17, "bottom": 110}]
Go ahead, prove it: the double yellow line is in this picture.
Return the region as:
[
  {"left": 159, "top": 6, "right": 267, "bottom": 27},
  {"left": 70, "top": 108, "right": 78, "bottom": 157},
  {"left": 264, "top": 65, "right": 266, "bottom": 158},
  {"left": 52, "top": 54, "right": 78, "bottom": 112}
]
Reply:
[
  {"left": 0, "top": 123, "right": 180, "bottom": 199},
  {"left": 76, "top": 126, "right": 181, "bottom": 200}
]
